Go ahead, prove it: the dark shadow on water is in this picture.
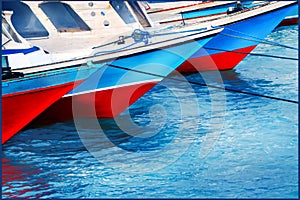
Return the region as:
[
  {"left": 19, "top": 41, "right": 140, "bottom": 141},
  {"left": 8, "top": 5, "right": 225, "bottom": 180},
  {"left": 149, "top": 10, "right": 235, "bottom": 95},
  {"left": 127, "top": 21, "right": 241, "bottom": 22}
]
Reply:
[{"left": 75, "top": 113, "right": 179, "bottom": 153}]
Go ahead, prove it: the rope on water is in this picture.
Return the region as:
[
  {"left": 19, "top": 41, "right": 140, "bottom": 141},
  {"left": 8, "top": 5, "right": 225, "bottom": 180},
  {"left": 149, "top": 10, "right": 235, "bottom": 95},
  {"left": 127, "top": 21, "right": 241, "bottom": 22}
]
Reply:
[
  {"left": 203, "top": 47, "right": 298, "bottom": 61},
  {"left": 91, "top": 27, "right": 297, "bottom": 102},
  {"left": 221, "top": 27, "right": 298, "bottom": 51},
  {"left": 106, "top": 64, "right": 298, "bottom": 104}
]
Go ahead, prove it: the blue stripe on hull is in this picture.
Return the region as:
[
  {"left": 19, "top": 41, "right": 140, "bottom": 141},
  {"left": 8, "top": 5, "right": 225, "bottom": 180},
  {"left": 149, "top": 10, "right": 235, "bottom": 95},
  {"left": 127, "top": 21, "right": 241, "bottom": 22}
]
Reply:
[
  {"left": 2, "top": 65, "right": 104, "bottom": 96},
  {"left": 190, "top": 4, "right": 296, "bottom": 58},
  {"left": 182, "top": 2, "right": 258, "bottom": 19},
  {"left": 68, "top": 37, "right": 211, "bottom": 95},
  {"left": 182, "top": 2, "right": 236, "bottom": 19}
]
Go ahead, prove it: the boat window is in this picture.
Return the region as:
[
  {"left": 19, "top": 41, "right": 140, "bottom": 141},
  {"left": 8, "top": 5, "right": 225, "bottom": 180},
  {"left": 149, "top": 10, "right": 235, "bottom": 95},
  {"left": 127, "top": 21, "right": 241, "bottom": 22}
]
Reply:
[
  {"left": 39, "top": 2, "right": 91, "bottom": 32},
  {"left": 127, "top": 1, "right": 152, "bottom": 27},
  {"left": 2, "top": 1, "right": 49, "bottom": 38},
  {"left": 109, "top": 1, "right": 136, "bottom": 24}
]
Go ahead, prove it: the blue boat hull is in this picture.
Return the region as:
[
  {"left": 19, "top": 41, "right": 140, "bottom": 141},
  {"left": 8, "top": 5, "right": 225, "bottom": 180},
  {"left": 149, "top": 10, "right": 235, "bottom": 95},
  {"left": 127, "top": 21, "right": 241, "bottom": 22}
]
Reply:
[
  {"left": 28, "top": 34, "right": 215, "bottom": 125},
  {"left": 177, "top": 3, "right": 296, "bottom": 72}
]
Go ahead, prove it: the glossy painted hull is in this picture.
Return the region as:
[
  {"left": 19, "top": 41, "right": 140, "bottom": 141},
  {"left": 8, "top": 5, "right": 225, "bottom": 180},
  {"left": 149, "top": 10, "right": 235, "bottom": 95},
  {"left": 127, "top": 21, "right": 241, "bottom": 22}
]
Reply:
[
  {"left": 278, "top": 4, "right": 298, "bottom": 27},
  {"left": 2, "top": 83, "right": 75, "bottom": 143},
  {"left": 178, "top": 3, "right": 296, "bottom": 73},
  {"left": 278, "top": 17, "right": 298, "bottom": 27},
  {"left": 178, "top": 45, "right": 256, "bottom": 72},
  {"left": 2, "top": 64, "right": 103, "bottom": 144},
  {"left": 30, "top": 80, "right": 159, "bottom": 125},
  {"left": 28, "top": 35, "right": 214, "bottom": 127}
]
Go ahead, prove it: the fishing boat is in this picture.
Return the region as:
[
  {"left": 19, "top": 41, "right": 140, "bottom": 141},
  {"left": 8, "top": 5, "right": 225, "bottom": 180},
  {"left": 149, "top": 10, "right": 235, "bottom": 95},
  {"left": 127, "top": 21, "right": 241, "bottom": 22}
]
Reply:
[
  {"left": 147, "top": 1, "right": 298, "bottom": 27},
  {"left": 2, "top": 1, "right": 222, "bottom": 143},
  {"left": 147, "top": 1, "right": 297, "bottom": 72},
  {"left": 2, "top": 11, "right": 106, "bottom": 144},
  {"left": 148, "top": 0, "right": 241, "bottom": 23}
]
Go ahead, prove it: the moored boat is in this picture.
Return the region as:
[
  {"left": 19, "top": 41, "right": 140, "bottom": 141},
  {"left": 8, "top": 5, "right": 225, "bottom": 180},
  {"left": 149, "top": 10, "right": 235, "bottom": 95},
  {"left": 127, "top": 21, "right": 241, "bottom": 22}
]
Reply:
[
  {"left": 2, "top": 11, "right": 106, "bottom": 144},
  {"left": 147, "top": 1, "right": 298, "bottom": 27},
  {"left": 178, "top": 1, "right": 297, "bottom": 72},
  {"left": 147, "top": 1, "right": 297, "bottom": 72},
  {"left": 2, "top": 1, "right": 223, "bottom": 143},
  {"left": 147, "top": 1, "right": 259, "bottom": 24}
]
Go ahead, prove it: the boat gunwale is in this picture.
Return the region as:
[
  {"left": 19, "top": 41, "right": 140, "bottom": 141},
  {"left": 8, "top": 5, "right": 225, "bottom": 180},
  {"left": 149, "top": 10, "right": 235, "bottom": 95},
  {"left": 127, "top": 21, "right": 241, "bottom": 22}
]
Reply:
[
  {"left": 147, "top": 1, "right": 236, "bottom": 14},
  {"left": 158, "top": 1, "right": 297, "bottom": 27},
  {"left": 9, "top": 27, "right": 223, "bottom": 74}
]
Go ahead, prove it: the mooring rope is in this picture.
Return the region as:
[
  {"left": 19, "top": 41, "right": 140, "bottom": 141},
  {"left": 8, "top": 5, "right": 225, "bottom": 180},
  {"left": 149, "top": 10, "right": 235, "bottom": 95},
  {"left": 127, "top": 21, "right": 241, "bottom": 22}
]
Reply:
[
  {"left": 2, "top": 38, "right": 12, "bottom": 48},
  {"left": 92, "top": 36, "right": 132, "bottom": 50},
  {"left": 151, "top": 27, "right": 209, "bottom": 37},
  {"left": 93, "top": 42, "right": 139, "bottom": 56},
  {"left": 92, "top": 27, "right": 212, "bottom": 50},
  {"left": 91, "top": 26, "right": 297, "bottom": 60},
  {"left": 220, "top": 28, "right": 298, "bottom": 51},
  {"left": 106, "top": 63, "right": 298, "bottom": 104},
  {"left": 203, "top": 46, "right": 298, "bottom": 61},
  {"left": 92, "top": 27, "right": 217, "bottom": 55}
]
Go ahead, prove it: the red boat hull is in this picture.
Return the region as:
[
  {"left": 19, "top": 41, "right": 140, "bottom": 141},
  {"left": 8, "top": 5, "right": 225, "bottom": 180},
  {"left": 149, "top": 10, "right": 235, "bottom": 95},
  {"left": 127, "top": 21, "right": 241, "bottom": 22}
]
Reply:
[
  {"left": 177, "top": 45, "right": 257, "bottom": 73},
  {"left": 29, "top": 81, "right": 159, "bottom": 126},
  {"left": 2, "top": 82, "right": 78, "bottom": 144},
  {"left": 278, "top": 17, "right": 298, "bottom": 27}
]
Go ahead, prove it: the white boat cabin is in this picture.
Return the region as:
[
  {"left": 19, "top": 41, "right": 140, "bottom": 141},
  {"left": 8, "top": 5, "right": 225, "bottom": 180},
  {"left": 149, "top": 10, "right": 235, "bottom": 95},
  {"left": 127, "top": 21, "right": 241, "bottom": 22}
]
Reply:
[
  {"left": 2, "top": 1, "right": 154, "bottom": 61},
  {"left": 2, "top": 11, "right": 53, "bottom": 70}
]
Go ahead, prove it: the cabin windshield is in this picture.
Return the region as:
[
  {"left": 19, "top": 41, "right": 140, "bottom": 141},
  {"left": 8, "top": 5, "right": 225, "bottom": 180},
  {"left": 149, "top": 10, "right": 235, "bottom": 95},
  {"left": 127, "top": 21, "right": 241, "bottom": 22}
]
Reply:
[
  {"left": 39, "top": 2, "right": 91, "bottom": 32},
  {"left": 109, "top": 1, "right": 136, "bottom": 24},
  {"left": 2, "top": 1, "right": 49, "bottom": 38}
]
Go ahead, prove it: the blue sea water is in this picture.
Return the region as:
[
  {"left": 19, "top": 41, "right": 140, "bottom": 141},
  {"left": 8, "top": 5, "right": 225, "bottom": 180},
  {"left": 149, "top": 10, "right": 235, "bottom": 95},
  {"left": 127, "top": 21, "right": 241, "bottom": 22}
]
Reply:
[{"left": 2, "top": 25, "right": 298, "bottom": 198}]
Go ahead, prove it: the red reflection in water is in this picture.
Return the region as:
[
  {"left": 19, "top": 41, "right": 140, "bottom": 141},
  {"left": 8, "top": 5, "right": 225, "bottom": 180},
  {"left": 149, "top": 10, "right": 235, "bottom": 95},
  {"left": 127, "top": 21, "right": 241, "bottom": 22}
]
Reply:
[{"left": 2, "top": 158, "right": 52, "bottom": 198}]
